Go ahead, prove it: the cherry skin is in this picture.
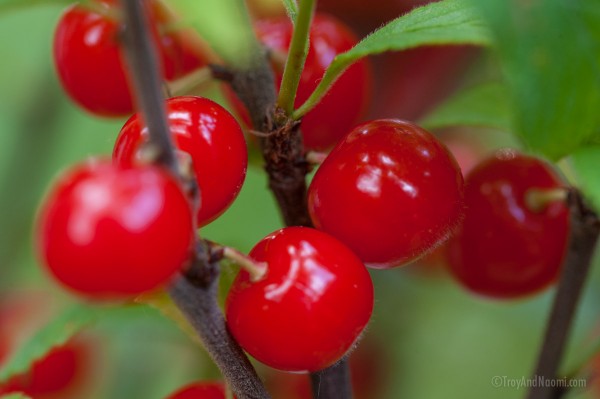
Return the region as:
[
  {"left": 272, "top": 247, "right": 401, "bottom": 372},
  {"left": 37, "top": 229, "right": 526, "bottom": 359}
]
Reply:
[
  {"left": 225, "top": 227, "right": 374, "bottom": 372},
  {"left": 447, "top": 150, "right": 569, "bottom": 299},
  {"left": 229, "top": 13, "right": 371, "bottom": 150},
  {"left": 166, "top": 382, "right": 232, "bottom": 399},
  {"left": 36, "top": 159, "right": 194, "bottom": 298},
  {"left": 308, "top": 119, "right": 464, "bottom": 268},
  {"left": 53, "top": 0, "right": 205, "bottom": 117},
  {"left": 114, "top": 96, "right": 247, "bottom": 227}
]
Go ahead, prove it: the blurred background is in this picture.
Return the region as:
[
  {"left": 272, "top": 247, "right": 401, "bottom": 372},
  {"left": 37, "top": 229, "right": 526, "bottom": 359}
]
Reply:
[{"left": 1, "top": 0, "right": 599, "bottom": 398}]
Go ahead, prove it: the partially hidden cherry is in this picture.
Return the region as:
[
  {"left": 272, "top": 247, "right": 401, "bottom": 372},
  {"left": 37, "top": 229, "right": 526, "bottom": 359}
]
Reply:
[
  {"left": 114, "top": 96, "right": 247, "bottom": 227},
  {"left": 225, "top": 227, "right": 374, "bottom": 372},
  {"left": 447, "top": 150, "right": 569, "bottom": 299},
  {"left": 228, "top": 13, "right": 371, "bottom": 150},
  {"left": 53, "top": 0, "right": 205, "bottom": 117},
  {"left": 166, "top": 382, "right": 232, "bottom": 399},
  {"left": 308, "top": 119, "right": 464, "bottom": 268},
  {"left": 36, "top": 159, "right": 194, "bottom": 298}
]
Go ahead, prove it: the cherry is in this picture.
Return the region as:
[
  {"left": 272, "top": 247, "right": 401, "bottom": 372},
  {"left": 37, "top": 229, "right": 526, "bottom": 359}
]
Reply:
[
  {"left": 166, "top": 382, "right": 231, "bottom": 399},
  {"left": 113, "top": 96, "right": 247, "bottom": 227},
  {"left": 53, "top": 0, "right": 205, "bottom": 117},
  {"left": 36, "top": 159, "right": 194, "bottom": 298},
  {"left": 308, "top": 119, "right": 464, "bottom": 268},
  {"left": 447, "top": 150, "right": 569, "bottom": 299},
  {"left": 228, "top": 13, "right": 371, "bottom": 150},
  {"left": 225, "top": 227, "right": 373, "bottom": 372},
  {"left": 0, "top": 336, "right": 93, "bottom": 399}
]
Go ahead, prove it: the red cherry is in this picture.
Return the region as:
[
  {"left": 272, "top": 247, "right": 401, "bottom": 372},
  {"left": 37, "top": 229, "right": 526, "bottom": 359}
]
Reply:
[
  {"left": 166, "top": 382, "right": 231, "bottom": 399},
  {"left": 53, "top": 1, "right": 205, "bottom": 117},
  {"left": 114, "top": 96, "right": 247, "bottom": 227},
  {"left": 225, "top": 227, "right": 374, "bottom": 372},
  {"left": 36, "top": 159, "right": 194, "bottom": 298},
  {"left": 0, "top": 338, "right": 91, "bottom": 398},
  {"left": 308, "top": 119, "right": 464, "bottom": 268},
  {"left": 447, "top": 150, "right": 569, "bottom": 299},
  {"left": 228, "top": 13, "right": 371, "bottom": 150}
]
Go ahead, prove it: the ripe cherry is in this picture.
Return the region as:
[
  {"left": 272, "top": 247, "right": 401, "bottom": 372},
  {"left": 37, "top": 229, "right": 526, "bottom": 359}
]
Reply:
[
  {"left": 225, "top": 227, "right": 374, "bottom": 372},
  {"left": 53, "top": 0, "right": 205, "bottom": 116},
  {"left": 228, "top": 13, "right": 371, "bottom": 150},
  {"left": 114, "top": 96, "right": 247, "bottom": 227},
  {"left": 447, "top": 150, "right": 569, "bottom": 299},
  {"left": 36, "top": 159, "right": 194, "bottom": 298},
  {"left": 308, "top": 119, "right": 464, "bottom": 268},
  {"left": 166, "top": 382, "right": 231, "bottom": 399},
  {"left": 0, "top": 342, "right": 85, "bottom": 397}
]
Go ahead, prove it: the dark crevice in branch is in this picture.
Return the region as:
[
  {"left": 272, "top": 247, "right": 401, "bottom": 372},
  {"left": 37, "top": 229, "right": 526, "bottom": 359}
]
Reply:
[
  {"left": 119, "top": 2, "right": 270, "bottom": 398},
  {"left": 526, "top": 189, "right": 600, "bottom": 399}
]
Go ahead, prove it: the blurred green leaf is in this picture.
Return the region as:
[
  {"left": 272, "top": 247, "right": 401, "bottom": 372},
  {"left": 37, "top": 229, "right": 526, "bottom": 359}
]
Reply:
[
  {"left": 420, "top": 82, "right": 511, "bottom": 131},
  {"left": 472, "top": 0, "right": 600, "bottom": 161},
  {"left": 0, "top": 0, "right": 70, "bottom": 13},
  {"left": 280, "top": 0, "right": 297, "bottom": 22},
  {"left": 0, "top": 304, "right": 127, "bottom": 383},
  {"left": 168, "top": 0, "right": 261, "bottom": 66},
  {"left": 293, "top": 0, "right": 491, "bottom": 118},
  {"left": 571, "top": 145, "right": 600, "bottom": 213},
  {"left": 0, "top": 394, "right": 32, "bottom": 399}
]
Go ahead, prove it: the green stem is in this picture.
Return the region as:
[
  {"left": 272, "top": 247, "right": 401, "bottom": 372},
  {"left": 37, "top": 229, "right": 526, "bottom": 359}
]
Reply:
[
  {"left": 276, "top": 0, "right": 316, "bottom": 115},
  {"left": 292, "top": 58, "right": 350, "bottom": 119}
]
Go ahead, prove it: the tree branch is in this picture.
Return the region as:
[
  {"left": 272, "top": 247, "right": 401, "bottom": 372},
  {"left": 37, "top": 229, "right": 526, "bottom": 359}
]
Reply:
[
  {"left": 526, "top": 189, "right": 600, "bottom": 399},
  {"left": 119, "top": 2, "right": 270, "bottom": 398},
  {"left": 310, "top": 359, "right": 353, "bottom": 399}
]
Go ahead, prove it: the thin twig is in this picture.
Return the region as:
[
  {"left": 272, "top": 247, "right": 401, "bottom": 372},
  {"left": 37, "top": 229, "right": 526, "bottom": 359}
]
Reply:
[
  {"left": 526, "top": 189, "right": 600, "bottom": 399},
  {"left": 119, "top": 2, "right": 270, "bottom": 398}
]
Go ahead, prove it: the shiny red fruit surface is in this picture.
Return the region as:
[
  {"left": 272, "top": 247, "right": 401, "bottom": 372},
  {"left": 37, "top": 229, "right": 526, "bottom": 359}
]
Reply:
[
  {"left": 230, "top": 13, "right": 371, "bottom": 150},
  {"left": 36, "top": 159, "right": 194, "bottom": 298},
  {"left": 308, "top": 119, "right": 464, "bottom": 268},
  {"left": 114, "top": 96, "right": 247, "bottom": 227},
  {"left": 166, "top": 382, "right": 230, "bottom": 399},
  {"left": 225, "top": 227, "right": 373, "bottom": 372},
  {"left": 447, "top": 151, "right": 569, "bottom": 299},
  {"left": 53, "top": 1, "right": 205, "bottom": 117}
]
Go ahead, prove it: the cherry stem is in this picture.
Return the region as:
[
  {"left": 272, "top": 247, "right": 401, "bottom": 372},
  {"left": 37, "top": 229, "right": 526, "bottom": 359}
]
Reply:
[
  {"left": 277, "top": 0, "right": 315, "bottom": 115},
  {"left": 526, "top": 189, "right": 600, "bottom": 399},
  {"left": 305, "top": 151, "right": 328, "bottom": 165},
  {"left": 119, "top": 2, "right": 271, "bottom": 398},
  {"left": 223, "top": 247, "right": 267, "bottom": 282},
  {"left": 525, "top": 187, "right": 569, "bottom": 213}
]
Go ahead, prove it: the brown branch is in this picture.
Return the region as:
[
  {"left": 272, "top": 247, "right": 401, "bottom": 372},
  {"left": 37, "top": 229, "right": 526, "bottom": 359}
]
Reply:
[
  {"left": 526, "top": 189, "right": 600, "bottom": 399},
  {"left": 119, "top": 2, "right": 270, "bottom": 398},
  {"left": 310, "top": 359, "right": 353, "bottom": 399}
]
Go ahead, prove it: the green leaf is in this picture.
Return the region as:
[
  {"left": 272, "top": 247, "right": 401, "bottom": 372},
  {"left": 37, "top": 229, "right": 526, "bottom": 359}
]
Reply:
[
  {"left": 571, "top": 145, "right": 600, "bottom": 213},
  {"left": 0, "top": 304, "right": 121, "bottom": 383},
  {"left": 472, "top": 0, "right": 600, "bottom": 161},
  {"left": 169, "top": 0, "right": 261, "bottom": 67},
  {"left": 280, "top": 0, "right": 297, "bottom": 22},
  {"left": 0, "top": 394, "right": 32, "bottom": 399},
  {"left": 420, "top": 82, "right": 511, "bottom": 131},
  {"left": 0, "top": 0, "right": 71, "bottom": 13},
  {"left": 293, "top": 0, "right": 491, "bottom": 119}
]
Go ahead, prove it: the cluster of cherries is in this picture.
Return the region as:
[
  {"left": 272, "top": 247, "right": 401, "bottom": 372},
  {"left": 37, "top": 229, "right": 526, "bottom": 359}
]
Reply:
[{"left": 24, "top": 0, "right": 573, "bottom": 397}]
